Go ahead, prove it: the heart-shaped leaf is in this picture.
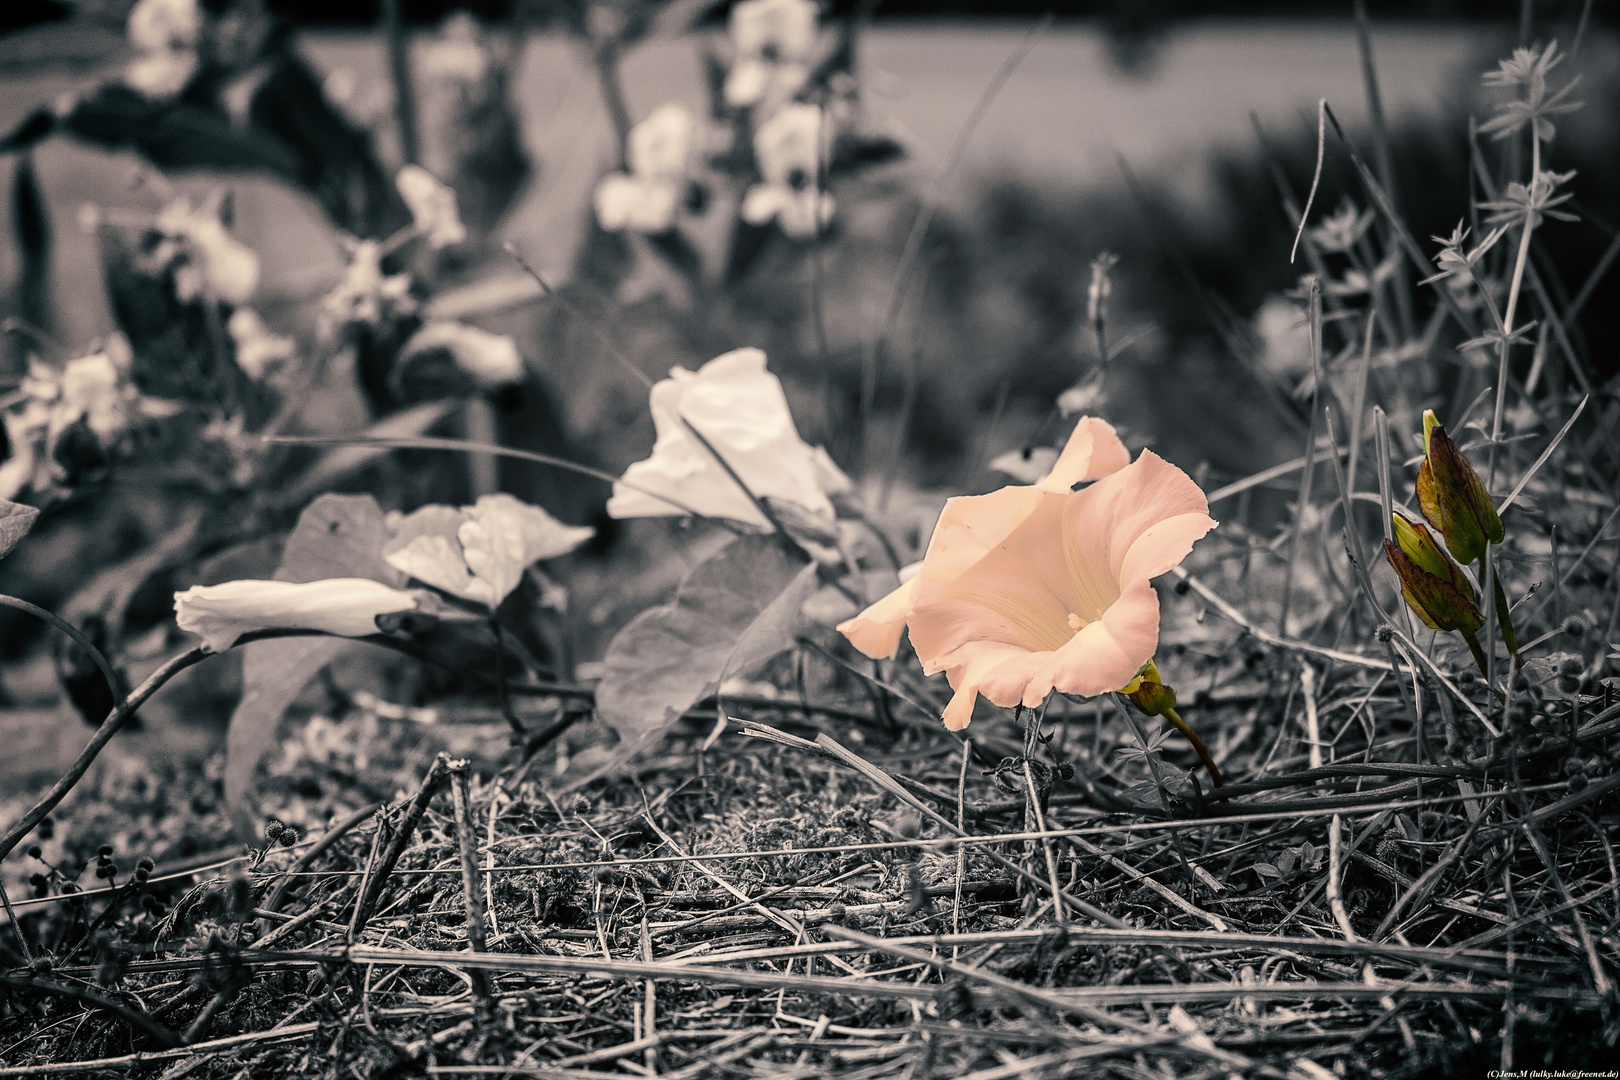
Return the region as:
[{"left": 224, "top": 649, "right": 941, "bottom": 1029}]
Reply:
[
  {"left": 223, "top": 494, "right": 398, "bottom": 839},
  {"left": 578, "top": 535, "right": 817, "bottom": 787},
  {"left": 0, "top": 500, "right": 40, "bottom": 560}
]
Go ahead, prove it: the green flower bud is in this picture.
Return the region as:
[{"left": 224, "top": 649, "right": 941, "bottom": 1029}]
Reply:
[
  {"left": 1384, "top": 512, "right": 1484, "bottom": 634},
  {"left": 1417, "top": 411, "right": 1503, "bottom": 566}
]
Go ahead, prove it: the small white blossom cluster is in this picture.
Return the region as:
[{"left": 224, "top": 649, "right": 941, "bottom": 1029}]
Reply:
[
  {"left": 593, "top": 0, "right": 834, "bottom": 242},
  {"left": 150, "top": 197, "right": 261, "bottom": 306},
  {"left": 0, "top": 335, "right": 181, "bottom": 500}
]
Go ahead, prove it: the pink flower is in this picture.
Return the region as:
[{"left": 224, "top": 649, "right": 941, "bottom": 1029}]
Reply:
[
  {"left": 174, "top": 579, "right": 423, "bottom": 652},
  {"left": 838, "top": 417, "right": 1215, "bottom": 730}
]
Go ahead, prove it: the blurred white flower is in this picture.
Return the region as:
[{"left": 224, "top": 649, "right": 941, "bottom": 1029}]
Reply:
[
  {"left": 725, "top": 0, "right": 818, "bottom": 109},
  {"left": 323, "top": 240, "right": 415, "bottom": 328},
  {"left": 126, "top": 49, "right": 199, "bottom": 99},
  {"left": 1254, "top": 295, "right": 1312, "bottom": 381},
  {"left": 174, "top": 579, "right": 423, "bottom": 652},
  {"left": 419, "top": 12, "right": 488, "bottom": 84},
  {"left": 155, "top": 198, "right": 260, "bottom": 304},
  {"left": 742, "top": 104, "right": 833, "bottom": 239},
  {"left": 125, "top": 0, "right": 200, "bottom": 99},
  {"left": 989, "top": 445, "right": 1060, "bottom": 485},
  {"left": 399, "top": 321, "right": 525, "bottom": 388},
  {"left": 628, "top": 103, "right": 697, "bottom": 180},
  {"left": 594, "top": 174, "right": 680, "bottom": 235},
  {"left": 0, "top": 337, "right": 181, "bottom": 499},
  {"left": 607, "top": 347, "right": 835, "bottom": 528},
  {"left": 227, "top": 308, "right": 296, "bottom": 380},
  {"left": 127, "top": 0, "right": 199, "bottom": 51},
  {"left": 384, "top": 493, "right": 593, "bottom": 608},
  {"left": 395, "top": 165, "right": 467, "bottom": 250},
  {"left": 594, "top": 103, "right": 697, "bottom": 235}
]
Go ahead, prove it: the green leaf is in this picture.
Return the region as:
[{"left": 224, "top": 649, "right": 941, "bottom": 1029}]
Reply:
[
  {"left": 223, "top": 494, "right": 399, "bottom": 839},
  {"left": 580, "top": 535, "right": 817, "bottom": 786},
  {"left": 0, "top": 500, "right": 40, "bottom": 561}
]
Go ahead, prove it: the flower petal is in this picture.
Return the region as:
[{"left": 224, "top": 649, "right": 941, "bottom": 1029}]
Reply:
[
  {"left": 608, "top": 347, "right": 831, "bottom": 527},
  {"left": 384, "top": 505, "right": 478, "bottom": 599},
  {"left": 836, "top": 575, "right": 919, "bottom": 659},
  {"left": 174, "top": 578, "right": 420, "bottom": 652},
  {"left": 459, "top": 493, "right": 593, "bottom": 607},
  {"left": 1038, "top": 415, "right": 1131, "bottom": 493}
]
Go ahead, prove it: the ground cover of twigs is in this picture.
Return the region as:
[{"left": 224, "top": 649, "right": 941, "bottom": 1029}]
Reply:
[{"left": 4, "top": 608, "right": 1619, "bottom": 1080}]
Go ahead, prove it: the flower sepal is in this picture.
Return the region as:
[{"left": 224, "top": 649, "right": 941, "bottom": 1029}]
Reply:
[{"left": 1417, "top": 411, "right": 1503, "bottom": 566}]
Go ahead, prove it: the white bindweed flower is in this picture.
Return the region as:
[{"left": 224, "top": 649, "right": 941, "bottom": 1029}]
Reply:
[
  {"left": 174, "top": 578, "right": 424, "bottom": 652},
  {"left": 126, "top": 49, "right": 199, "bottom": 99},
  {"left": 127, "top": 0, "right": 199, "bottom": 51},
  {"left": 323, "top": 240, "right": 415, "bottom": 328},
  {"left": 724, "top": 0, "right": 818, "bottom": 108},
  {"left": 398, "top": 321, "right": 524, "bottom": 388},
  {"left": 384, "top": 493, "right": 593, "bottom": 609},
  {"left": 594, "top": 103, "right": 698, "bottom": 235},
  {"left": 607, "top": 347, "right": 835, "bottom": 528},
  {"left": 227, "top": 308, "right": 296, "bottom": 380},
  {"left": 155, "top": 199, "right": 259, "bottom": 305},
  {"left": 742, "top": 103, "right": 834, "bottom": 239},
  {"left": 594, "top": 174, "right": 680, "bottom": 235},
  {"left": 395, "top": 165, "right": 467, "bottom": 249},
  {"left": 628, "top": 103, "right": 697, "bottom": 180}
]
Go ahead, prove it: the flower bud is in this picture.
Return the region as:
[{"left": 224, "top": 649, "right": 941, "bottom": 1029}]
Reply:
[
  {"left": 1122, "top": 659, "right": 1177, "bottom": 717},
  {"left": 1384, "top": 511, "right": 1483, "bottom": 634},
  {"left": 1417, "top": 411, "right": 1503, "bottom": 565},
  {"left": 174, "top": 578, "right": 424, "bottom": 652}
]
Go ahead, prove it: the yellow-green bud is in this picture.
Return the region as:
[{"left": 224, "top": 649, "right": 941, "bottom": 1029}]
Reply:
[
  {"left": 1416, "top": 411, "right": 1503, "bottom": 566},
  {"left": 1384, "top": 512, "right": 1483, "bottom": 633}
]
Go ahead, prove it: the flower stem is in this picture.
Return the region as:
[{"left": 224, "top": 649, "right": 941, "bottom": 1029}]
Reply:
[
  {"left": 1493, "top": 571, "right": 1522, "bottom": 665},
  {"left": 1460, "top": 626, "right": 1491, "bottom": 679},
  {"left": 1162, "top": 707, "right": 1222, "bottom": 789}
]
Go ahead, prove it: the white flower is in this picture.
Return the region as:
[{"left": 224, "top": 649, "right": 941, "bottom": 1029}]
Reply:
[
  {"left": 419, "top": 12, "right": 489, "bottom": 84},
  {"left": 399, "top": 321, "right": 524, "bottom": 388},
  {"left": 594, "top": 103, "right": 698, "bottom": 235},
  {"left": 607, "top": 347, "right": 835, "bottom": 528},
  {"left": 154, "top": 198, "right": 259, "bottom": 304},
  {"left": 125, "top": 49, "right": 198, "bottom": 99},
  {"left": 741, "top": 184, "right": 834, "bottom": 239},
  {"left": 323, "top": 240, "right": 415, "bottom": 328},
  {"left": 395, "top": 165, "right": 467, "bottom": 250},
  {"left": 127, "top": 0, "right": 199, "bottom": 52},
  {"left": 1254, "top": 295, "right": 1312, "bottom": 380},
  {"left": 384, "top": 493, "right": 593, "bottom": 609},
  {"left": 227, "top": 308, "right": 296, "bottom": 380},
  {"left": 742, "top": 104, "right": 833, "bottom": 239},
  {"left": 724, "top": 0, "right": 818, "bottom": 108},
  {"left": 174, "top": 578, "right": 423, "bottom": 652},
  {"left": 594, "top": 174, "right": 680, "bottom": 235},
  {"left": 628, "top": 103, "right": 697, "bottom": 180}
]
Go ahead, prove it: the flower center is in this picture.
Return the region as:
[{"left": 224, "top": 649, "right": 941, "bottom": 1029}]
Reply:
[{"left": 1066, "top": 611, "right": 1087, "bottom": 633}]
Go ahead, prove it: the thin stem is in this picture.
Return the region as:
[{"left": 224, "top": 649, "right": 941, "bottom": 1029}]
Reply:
[
  {"left": 0, "top": 594, "right": 121, "bottom": 717},
  {"left": 1163, "top": 707, "right": 1223, "bottom": 789},
  {"left": 0, "top": 645, "right": 208, "bottom": 865}
]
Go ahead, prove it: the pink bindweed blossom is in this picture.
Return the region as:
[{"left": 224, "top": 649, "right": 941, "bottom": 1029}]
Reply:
[
  {"left": 174, "top": 579, "right": 424, "bottom": 652},
  {"left": 839, "top": 417, "right": 1215, "bottom": 730}
]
